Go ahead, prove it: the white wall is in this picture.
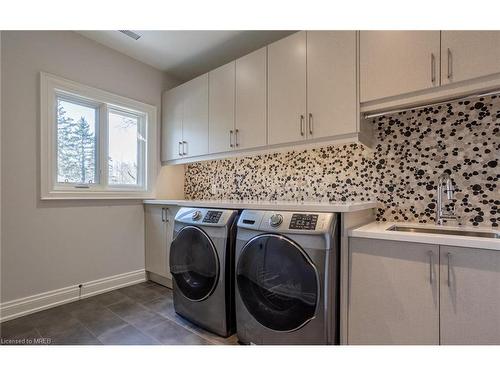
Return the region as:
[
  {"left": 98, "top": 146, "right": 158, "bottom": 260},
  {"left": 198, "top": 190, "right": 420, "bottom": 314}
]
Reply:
[
  {"left": 0, "top": 31, "right": 181, "bottom": 303},
  {"left": 155, "top": 164, "right": 185, "bottom": 199},
  {"left": 0, "top": 31, "right": 3, "bottom": 306}
]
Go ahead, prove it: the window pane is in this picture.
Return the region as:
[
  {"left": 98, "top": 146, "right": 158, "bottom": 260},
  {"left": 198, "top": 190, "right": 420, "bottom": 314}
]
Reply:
[
  {"left": 108, "top": 111, "right": 140, "bottom": 185},
  {"left": 57, "top": 98, "right": 97, "bottom": 184}
]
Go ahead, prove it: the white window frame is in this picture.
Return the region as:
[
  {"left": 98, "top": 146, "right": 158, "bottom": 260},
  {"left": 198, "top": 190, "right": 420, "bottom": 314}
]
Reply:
[{"left": 40, "top": 72, "right": 158, "bottom": 199}]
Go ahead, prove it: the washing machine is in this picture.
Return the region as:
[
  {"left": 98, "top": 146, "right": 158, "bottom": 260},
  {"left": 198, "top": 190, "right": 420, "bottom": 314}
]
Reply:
[
  {"left": 169, "top": 207, "right": 238, "bottom": 337},
  {"left": 235, "top": 210, "right": 339, "bottom": 345}
]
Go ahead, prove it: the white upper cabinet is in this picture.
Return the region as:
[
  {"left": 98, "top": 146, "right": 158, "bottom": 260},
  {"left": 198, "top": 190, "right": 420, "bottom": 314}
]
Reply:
[
  {"left": 161, "top": 86, "right": 183, "bottom": 161},
  {"left": 441, "top": 31, "right": 500, "bottom": 85},
  {"left": 307, "top": 31, "right": 358, "bottom": 139},
  {"left": 181, "top": 74, "right": 209, "bottom": 158},
  {"left": 440, "top": 246, "right": 500, "bottom": 344},
  {"left": 235, "top": 47, "right": 267, "bottom": 150},
  {"left": 360, "top": 31, "right": 441, "bottom": 102},
  {"left": 268, "top": 31, "right": 307, "bottom": 146},
  {"left": 209, "top": 62, "right": 235, "bottom": 154}
]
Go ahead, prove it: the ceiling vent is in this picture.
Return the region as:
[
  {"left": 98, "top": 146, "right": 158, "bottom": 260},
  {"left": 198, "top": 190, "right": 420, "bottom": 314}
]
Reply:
[{"left": 118, "top": 30, "right": 142, "bottom": 40}]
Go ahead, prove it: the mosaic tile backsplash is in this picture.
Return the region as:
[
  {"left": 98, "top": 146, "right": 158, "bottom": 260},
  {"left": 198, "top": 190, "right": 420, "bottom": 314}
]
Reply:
[{"left": 185, "top": 95, "right": 500, "bottom": 227}]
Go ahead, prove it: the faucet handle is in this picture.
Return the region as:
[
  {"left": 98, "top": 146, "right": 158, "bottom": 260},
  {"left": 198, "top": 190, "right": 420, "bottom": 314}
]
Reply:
[{"left": 444, "top": 178, "right": 454, "bottom": 199}]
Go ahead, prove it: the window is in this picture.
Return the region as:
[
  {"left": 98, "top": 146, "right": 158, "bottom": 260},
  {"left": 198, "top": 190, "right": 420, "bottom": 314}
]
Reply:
[
  {"left": 41, "top": 73, "right": 157, "bottom": 199},
  {"left": 107, "top": 110, "right": 144, "bottom": 186},
  {"left": 56, "top": 97, "right": 98, "bottom": 185}
]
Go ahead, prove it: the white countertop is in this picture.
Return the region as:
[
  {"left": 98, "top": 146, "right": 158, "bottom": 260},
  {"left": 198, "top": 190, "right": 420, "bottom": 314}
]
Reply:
[
  {"left": 349, "top": 221, "right": 500, "bottom": 251},
  {"left": 143, "top": 199, "right": 377, "bottom": 213}
]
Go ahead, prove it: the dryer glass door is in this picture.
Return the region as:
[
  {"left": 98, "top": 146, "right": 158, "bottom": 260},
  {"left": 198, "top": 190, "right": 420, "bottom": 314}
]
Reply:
[
  {"left": 170, "top": 226, "right": 219, "bottom": 301},
  {"left": 236, "top": 234, "right": 319, "bottom": 332}
]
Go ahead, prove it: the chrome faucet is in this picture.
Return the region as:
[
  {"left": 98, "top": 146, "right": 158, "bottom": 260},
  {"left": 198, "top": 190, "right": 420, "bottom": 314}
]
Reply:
[{"left": 436, "top": 172, "right": 457, "bottom": 225}]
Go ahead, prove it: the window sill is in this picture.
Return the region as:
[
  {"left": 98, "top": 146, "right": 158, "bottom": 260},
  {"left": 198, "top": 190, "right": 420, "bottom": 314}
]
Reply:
[{"left": 41, "top": 190, "right": 155, "bottom": 200}]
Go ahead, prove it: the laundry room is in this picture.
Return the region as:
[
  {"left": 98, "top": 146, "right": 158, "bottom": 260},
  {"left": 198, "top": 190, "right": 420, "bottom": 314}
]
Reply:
[{"left": 1, "top": 1, "right": 499, "bottom": 375}]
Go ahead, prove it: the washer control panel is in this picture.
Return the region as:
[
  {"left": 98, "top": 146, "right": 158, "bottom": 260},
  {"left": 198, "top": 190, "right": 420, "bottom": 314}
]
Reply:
[
  {"left": 238, "top": 210, "right": 335, "bottom": 234},
  {"left": 203, "top": 210, "right": 223, "bottom": 224},
  {"left": 289, "top": 213, "right": 318, "bottom": 230}
]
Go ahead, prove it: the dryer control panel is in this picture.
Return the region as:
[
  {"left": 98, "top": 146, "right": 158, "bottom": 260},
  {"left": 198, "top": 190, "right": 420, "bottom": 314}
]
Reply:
[
  {"left": 203, "top": 210, "right": 223, "bottom": 224},
  {"left": 175, "top": 207, "right": 237, "bottom": 227}
]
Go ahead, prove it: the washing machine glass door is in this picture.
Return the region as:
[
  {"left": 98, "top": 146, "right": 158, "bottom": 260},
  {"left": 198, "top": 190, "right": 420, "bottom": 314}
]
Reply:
[
  {"left": 236, "top": 234, "right": 319, "bottom": 332},
  {"left": 170, "top": 226, "right": 219, "bottom": 301}
]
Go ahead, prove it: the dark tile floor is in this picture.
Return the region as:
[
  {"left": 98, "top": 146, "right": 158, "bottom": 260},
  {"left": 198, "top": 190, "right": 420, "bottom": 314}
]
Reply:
[{"left": 0, "top": 281, "right": 239, "bottom": 345}]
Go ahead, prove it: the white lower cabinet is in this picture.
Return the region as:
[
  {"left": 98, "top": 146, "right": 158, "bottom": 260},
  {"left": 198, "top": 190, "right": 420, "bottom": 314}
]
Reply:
[
  {"left": 145, "top": 205, "right": 178, "bottom": 284},
  {"left": 348, "top": 238, "right": 500, "bottom": 344},
  {"left": 348, "top": 238, "right": 439, "bottom": 344},
  {"left": 440, "top": 246, "right": 500, "bottom": 344}
]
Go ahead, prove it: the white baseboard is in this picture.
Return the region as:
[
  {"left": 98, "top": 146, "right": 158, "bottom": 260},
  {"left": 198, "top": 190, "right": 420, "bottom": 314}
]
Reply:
[{"left": 0, "top": 269, "right": 146, "bottom": 323}]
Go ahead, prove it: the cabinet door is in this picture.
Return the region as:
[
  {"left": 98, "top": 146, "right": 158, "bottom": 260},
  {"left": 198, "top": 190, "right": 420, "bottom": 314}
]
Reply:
[
  {"left": 307, "top": 31, "right": 357, "bottom": 139},
  {"left": 360, "top": 31, "right": 441, "bottom": 102},
  {"left": 145, "top": 205, "right": 168, "bottom": 278},
  {"left": 440, "top": 246, "right": 500, "bottom": 344},
  {"left": 235, "top": 47, "right": 267, "bottom": 150},
  {"left": 209, "top": 61, "right": 235, "bottom": 154},
  {"left": 441, "top": 31, "right": 500, "bottom": 85},
  {"left": 348, "top": 238, "right": 439, "bottom": 344},
  {"left": 182, "top": 74, "right": 209, "bottom": 157},
  {"left": 161, "top": 86, "right": 183, "bottom": 161},
  {"left": 268, "top": 31, "right": 307, "bottom": 145}
]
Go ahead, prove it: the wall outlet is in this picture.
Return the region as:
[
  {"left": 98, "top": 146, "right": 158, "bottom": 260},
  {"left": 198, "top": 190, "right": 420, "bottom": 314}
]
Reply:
[{"left": 211, "top": 184, "right": 217, "bottom": 195}]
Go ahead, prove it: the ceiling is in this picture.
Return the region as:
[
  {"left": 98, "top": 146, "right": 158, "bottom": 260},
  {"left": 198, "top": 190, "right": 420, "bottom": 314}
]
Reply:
[{"left": 78, "top": 30, "right": 295, "bottom": 82}]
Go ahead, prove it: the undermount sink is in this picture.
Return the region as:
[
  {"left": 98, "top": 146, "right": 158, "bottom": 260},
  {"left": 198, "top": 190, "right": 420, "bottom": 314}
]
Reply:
[{"left": 387, "top": 225, "right": 500, "bottom": 239}]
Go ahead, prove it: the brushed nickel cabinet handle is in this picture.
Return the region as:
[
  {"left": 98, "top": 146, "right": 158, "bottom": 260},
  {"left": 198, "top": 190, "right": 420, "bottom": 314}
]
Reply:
[
  {"left": 235, "top": 129, "right": 239, "bottom": 147},
  {"left": 308, "top": 113, "right": 313, "bottom": 135},
  {"left": 428, "top": 250, "right": 434, "bottom": 284},
  {"left": 300, "top": 115, "right": 305, "bottom": 136},
  {"left": 431, "top": 53, "right": 436, "bottom": 84},
  {"left": 447, "top": 252, "right": 452, "bottom": 287},
  {"left": 161, "top": 207, "right": 167, "bottom": 222},
  {"left": 229, "top": 130, "right": 234, "bottom": 148},
  {"left": 178, "top": 141, "right": 182, "bottom": 156},
  {"left": 182, "top": 141, "right": 187, "bottom": 156},
  {"left": 447, "top": 48, "right": 453, "bottom": 80}
]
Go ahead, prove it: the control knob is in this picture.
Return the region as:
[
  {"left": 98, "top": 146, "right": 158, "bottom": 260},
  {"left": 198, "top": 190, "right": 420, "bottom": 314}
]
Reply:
[
  {"left": 192, "top": 210, "right": 202, "bottom": 221},
  {"left": 269, "top": 213, "right": 283, "bottom": 227}
]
